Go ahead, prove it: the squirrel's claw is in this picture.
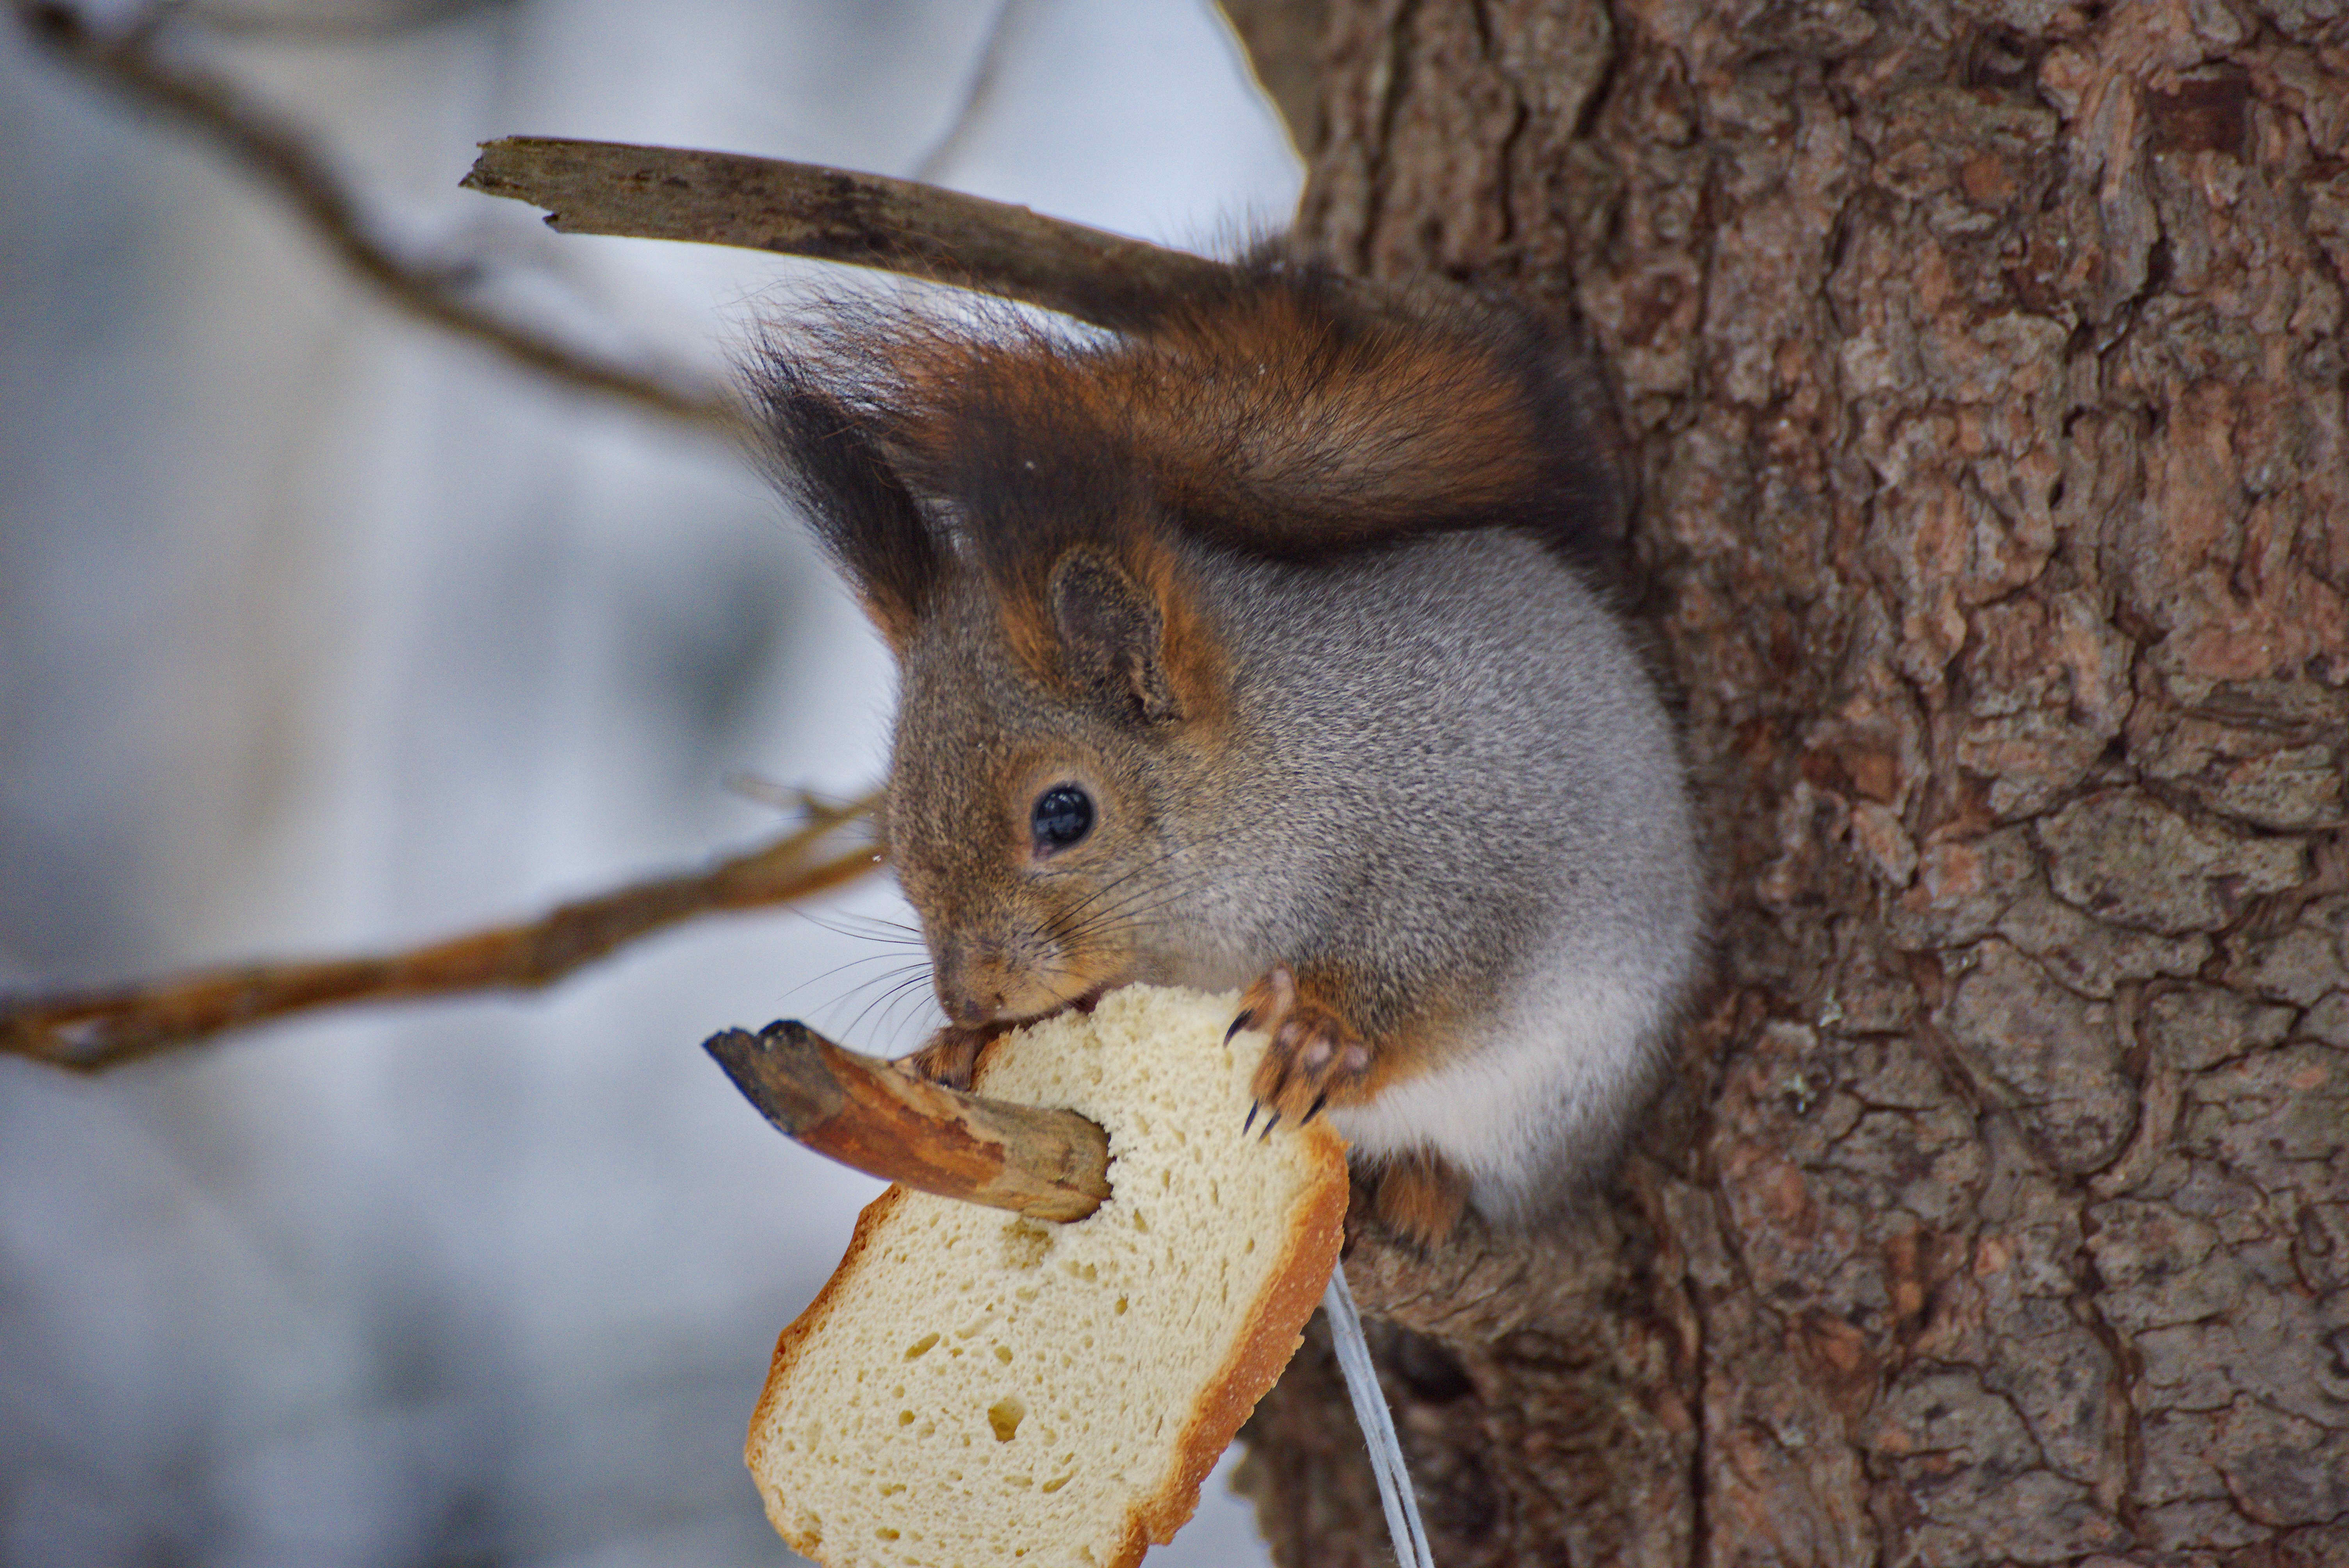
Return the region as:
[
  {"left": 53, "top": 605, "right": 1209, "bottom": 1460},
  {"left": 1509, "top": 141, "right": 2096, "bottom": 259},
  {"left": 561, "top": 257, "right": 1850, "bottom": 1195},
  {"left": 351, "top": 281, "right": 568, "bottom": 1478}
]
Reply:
[
  {"left": 1235, "top": 966, "right": 1374, "bottom": 1130},
  {"left": 903, "top": 1023, "right": 998, "bottom": 1090}
]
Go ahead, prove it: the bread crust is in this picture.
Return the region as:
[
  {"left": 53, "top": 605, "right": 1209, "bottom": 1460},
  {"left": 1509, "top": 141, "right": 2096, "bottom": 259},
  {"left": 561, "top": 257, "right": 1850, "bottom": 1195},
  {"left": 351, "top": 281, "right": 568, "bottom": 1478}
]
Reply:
[
  {"left": 746, "top": 1183, "right": 912, "bottom": 1558},
  {"left": 743, "top": 1035, "right": 1348, "bottom": 1568},
  {"left": 1128, "top": 1125, "right": 1346, "bottom": 1560}
]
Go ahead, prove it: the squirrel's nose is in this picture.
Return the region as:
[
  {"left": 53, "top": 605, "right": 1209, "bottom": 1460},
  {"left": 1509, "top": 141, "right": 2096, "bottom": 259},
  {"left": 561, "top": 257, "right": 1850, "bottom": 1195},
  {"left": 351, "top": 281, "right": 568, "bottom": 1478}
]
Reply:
[
  {"left": 941, "top": 985, "right": 997, "bottom": 1028},
  {"left": 934, "top": 948, "right": 1004, "bottom": 1027}
]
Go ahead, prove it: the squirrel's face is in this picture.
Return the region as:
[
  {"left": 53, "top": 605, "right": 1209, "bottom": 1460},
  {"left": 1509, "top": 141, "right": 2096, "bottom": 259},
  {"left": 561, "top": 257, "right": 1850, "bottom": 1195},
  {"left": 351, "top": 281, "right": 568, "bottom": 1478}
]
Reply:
[
  {"left": 889, "top": 655, "right": 1166, "bottom": 1031},
  {"left": 884, "top": 552, "right": 1221, "bottom": 1032}
]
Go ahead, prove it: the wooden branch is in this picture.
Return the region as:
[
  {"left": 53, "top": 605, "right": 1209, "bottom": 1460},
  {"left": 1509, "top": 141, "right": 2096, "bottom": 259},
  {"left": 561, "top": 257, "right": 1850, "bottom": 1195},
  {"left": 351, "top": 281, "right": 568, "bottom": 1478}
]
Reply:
[
  {"left": 14, "top": 2, "right": 740, "bottom": 431},
  {"left": 182, "top": 0, "right": 510, "bottom": 40},
  {"left": 1, "top": 796, "right": 883, "bottom": 1074},
  {"left": 462, "top": 137, "right": 1241, "bottom": 332},
  {"left": 706, "top": 1019, "right": 1111, "bottom": 1222}
]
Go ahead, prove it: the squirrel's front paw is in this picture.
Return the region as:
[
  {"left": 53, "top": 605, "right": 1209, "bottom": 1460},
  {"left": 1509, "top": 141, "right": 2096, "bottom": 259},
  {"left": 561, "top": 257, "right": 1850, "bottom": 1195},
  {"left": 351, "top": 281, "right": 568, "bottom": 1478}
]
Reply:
[
  {"left": 903, "top": 1024, "right": 998, "bottom": 1090},
  {"left": 1231, "top": 966, "right": 1373, "bottom": 1134}
]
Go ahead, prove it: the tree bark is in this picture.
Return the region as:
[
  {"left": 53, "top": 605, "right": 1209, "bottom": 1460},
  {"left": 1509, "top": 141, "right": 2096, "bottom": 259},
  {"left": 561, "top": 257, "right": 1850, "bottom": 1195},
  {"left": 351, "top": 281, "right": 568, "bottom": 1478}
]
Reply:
[{"left": 1235, "top": 3, "right": 2349, "bottom": 1564}]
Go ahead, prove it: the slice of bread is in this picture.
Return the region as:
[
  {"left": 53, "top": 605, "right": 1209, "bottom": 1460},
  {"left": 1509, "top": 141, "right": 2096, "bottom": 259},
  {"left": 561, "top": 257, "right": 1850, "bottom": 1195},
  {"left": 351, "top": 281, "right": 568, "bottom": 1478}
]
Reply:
[{"left": 746, "top": 984, "right": 1348, "bottom": 1568}]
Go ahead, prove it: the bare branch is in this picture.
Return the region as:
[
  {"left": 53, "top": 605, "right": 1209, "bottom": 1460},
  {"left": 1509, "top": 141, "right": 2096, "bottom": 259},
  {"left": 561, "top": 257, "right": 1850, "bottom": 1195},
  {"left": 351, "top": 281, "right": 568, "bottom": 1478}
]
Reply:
[
  {"left": 1, "top": 796, "right": 884, "bottom": 1074},
  {"left": 705, "top": 1020, "right": 1111, "bottom": 1223},
  {"left": 177, "top": 0, "right": 517, "bottom": 41},
  {"left": 462, "top": 137, "right": 1240, "bottom": 332},
  {"left": 15, "top": 1, "right": 741, "bottom": 431},
  {"left": 909, "top": 0, "right": 1027, "bottom": 185}
]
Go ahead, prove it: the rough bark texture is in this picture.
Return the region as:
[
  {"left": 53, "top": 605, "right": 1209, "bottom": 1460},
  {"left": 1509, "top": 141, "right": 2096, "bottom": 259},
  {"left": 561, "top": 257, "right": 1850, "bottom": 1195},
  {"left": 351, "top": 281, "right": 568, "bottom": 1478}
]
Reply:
[
  {"left": 1217, "top": 0, "right": 1335, "bottom": 158},
  {"left": 1235, "top": 3, "right": 2349, "bottom": 1565}
]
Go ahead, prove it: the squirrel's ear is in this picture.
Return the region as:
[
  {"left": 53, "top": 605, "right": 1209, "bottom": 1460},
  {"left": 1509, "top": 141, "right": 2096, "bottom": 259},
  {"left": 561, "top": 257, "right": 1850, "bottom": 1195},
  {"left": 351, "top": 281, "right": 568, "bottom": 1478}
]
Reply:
[
  {"left": 751, "top": 374, "right": 945, "bottom": 651},
  {"left": 1047, "top": 550, "right": 1182, "bottom": 724}
]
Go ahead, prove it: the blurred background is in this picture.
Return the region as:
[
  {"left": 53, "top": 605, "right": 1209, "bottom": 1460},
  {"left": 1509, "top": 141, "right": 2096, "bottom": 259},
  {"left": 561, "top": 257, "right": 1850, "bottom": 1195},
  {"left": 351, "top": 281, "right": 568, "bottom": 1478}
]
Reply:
[{"left": 0, "top": 2, "right": 1301, "bottom": 1563}]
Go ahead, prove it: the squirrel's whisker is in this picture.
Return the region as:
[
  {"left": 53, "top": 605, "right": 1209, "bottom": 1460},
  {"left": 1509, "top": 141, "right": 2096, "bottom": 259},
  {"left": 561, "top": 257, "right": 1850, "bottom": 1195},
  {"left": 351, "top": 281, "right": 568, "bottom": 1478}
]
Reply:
[{"left": 812, "top": 965, "right": 935, "bottom": 1038}]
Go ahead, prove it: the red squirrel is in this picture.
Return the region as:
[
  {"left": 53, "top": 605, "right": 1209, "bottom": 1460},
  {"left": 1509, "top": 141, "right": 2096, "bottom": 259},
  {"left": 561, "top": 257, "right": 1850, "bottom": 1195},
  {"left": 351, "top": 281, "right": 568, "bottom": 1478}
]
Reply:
[{"left": 749, "top": 258, "right": 1702, "bottom": 1242}]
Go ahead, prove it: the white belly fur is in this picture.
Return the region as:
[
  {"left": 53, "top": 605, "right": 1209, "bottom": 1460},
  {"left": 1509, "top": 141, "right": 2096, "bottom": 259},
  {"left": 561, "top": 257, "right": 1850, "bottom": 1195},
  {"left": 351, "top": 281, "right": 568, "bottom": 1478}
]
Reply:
[{"left": 1327, "top": 960, "right": 1669, "bottom": 1220}]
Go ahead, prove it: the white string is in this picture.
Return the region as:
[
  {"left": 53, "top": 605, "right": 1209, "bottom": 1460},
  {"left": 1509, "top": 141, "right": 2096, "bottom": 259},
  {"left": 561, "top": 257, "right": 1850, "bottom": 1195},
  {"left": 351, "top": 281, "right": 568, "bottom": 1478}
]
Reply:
[{"left": 1321, "top": 1262, "right": 1435, "bottom": 1568}]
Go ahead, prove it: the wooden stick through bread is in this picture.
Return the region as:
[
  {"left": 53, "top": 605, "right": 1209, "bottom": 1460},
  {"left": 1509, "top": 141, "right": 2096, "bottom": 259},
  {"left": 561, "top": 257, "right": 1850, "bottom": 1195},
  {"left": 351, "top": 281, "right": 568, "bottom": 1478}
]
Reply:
[{"left": 704, "top": 1020, "right": 1112, "bottom": 1222}]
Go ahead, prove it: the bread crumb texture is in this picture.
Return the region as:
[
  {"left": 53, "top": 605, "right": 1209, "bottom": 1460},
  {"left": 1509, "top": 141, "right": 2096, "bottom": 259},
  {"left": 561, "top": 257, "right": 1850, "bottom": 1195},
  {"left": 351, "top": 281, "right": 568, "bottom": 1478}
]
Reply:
[{"left": 746, "top": 985, "right": 1346, "bottom": 1568}]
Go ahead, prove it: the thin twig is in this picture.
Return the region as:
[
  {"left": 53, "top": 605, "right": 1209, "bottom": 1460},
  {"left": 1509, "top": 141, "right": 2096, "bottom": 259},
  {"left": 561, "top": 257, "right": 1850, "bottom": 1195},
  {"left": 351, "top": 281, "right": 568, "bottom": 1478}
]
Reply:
[
  {"left": 1, "top": 796, "right": 884, "bottom": 1074},
  {"left": 15, "top": 1, "right": 741, "bottom": 431},
  {"left": 909, "top": 0, "right": 1027, "bottom": 184},
  {"left": 463, "top": 137, "right": 1241, "bottom": 332},
  {"left": 173, "top": 0, "right": 517, "bottom": 41}
]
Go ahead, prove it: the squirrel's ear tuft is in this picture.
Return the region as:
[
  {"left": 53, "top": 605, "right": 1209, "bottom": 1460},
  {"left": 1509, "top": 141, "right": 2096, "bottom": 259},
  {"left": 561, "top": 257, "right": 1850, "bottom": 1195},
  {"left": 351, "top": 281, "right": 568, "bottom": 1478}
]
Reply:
[
  {"left": 749, "top": 361, "right": 945, "bottom": 650},
  {"left": 1047, "top": 549, "right": 1182, "bottom": 724}
]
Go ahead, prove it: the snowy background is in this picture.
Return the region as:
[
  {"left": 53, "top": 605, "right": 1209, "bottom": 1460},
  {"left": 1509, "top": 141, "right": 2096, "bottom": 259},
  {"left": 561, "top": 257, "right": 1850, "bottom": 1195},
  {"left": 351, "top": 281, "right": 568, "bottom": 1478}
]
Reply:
[{"left": 0, "top": 2, "right": 1301, "bottom": 1563}]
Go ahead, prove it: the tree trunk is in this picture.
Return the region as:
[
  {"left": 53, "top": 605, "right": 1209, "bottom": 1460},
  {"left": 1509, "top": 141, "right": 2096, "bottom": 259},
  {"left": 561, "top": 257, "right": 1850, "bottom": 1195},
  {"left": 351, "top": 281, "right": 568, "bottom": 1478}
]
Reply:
[{"left": 1231, "top": 2, "right": 2349, "bottom": 1564}]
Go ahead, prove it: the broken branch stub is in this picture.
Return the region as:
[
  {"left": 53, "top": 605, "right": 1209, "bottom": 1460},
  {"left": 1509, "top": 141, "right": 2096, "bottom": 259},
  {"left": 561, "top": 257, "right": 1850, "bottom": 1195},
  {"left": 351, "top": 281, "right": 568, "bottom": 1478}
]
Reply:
[
  {"left": 705, "top": 1020, "right": 1112, "bottom": 1222},
  {"left": 461, "top": 137, "right": 1239, "bottom": 331},
  {"left": 13, "top": 5, "right": 738, "bottom": 429}
]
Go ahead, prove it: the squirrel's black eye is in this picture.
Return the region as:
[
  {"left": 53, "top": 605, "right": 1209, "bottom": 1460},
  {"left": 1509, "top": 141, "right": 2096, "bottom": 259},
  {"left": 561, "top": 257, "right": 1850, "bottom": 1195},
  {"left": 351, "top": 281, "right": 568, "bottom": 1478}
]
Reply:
[{"left": 1031, "top": 784, "right": 1094, "bottom": 853}]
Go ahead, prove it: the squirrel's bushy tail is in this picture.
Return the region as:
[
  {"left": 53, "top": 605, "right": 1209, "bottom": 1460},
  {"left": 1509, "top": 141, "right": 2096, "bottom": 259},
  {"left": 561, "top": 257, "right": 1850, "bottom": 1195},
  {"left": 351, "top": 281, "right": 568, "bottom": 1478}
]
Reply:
[{"left": 745, "top": 258, "right": 1615, "bottom": 644}]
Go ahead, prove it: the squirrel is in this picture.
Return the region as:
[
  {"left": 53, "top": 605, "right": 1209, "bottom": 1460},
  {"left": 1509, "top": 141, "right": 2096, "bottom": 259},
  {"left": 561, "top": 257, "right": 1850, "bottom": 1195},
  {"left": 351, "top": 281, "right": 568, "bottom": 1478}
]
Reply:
[{"left": 747, "top": 257, "right": 1703, "bottom": 1244}]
